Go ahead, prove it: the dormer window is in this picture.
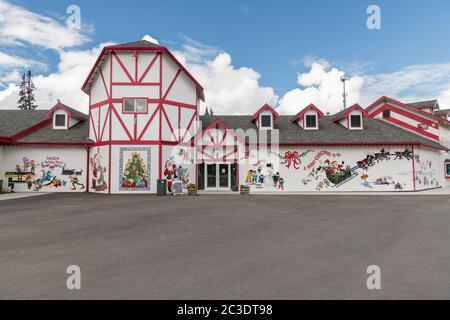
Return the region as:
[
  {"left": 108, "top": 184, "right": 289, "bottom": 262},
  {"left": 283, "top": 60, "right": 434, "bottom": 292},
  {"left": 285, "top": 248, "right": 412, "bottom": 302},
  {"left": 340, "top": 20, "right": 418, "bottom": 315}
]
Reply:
[
  {"left": 305, "top": 115, "right": 317, "bottom": 129},
  {"left": 333, "top": 103, "right": 367, "bottom": 130},
  {"left": 261, "top": 115, "right": 272, "bottom": 128},
  {"left": 350, "top": 114, "right": 362, "bottom": 129},
  {"left": 291, "top": 104, "right": 324, "bottom": 130},
  {"left": 251, "top": 103, "right": 279, "bottom": 130},
  {"left": 55, "top": 114, "right": 67, "bottom": 127}
]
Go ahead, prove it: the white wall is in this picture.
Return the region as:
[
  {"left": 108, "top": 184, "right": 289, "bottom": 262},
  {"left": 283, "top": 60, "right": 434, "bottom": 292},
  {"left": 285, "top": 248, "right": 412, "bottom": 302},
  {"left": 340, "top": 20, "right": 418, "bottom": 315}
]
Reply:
[
  {"left": 414, "top": 147, "right": 442, "bottom": 190},
  {"left": 1, "top": 146, "right": 87, "bottom": 192},
  {"left": 239, "top": 146, "right": 416, "bottom": 192}
]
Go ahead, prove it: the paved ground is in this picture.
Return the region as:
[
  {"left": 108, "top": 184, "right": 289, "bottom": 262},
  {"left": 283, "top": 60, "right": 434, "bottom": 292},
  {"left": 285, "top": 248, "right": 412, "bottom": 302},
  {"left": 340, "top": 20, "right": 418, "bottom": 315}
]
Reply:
[
  {"left": 0, "top": 192, "right": 50, "bottom": 202},
  {"left": 1, "top": 193, "right": 450, "bottom": 300}
]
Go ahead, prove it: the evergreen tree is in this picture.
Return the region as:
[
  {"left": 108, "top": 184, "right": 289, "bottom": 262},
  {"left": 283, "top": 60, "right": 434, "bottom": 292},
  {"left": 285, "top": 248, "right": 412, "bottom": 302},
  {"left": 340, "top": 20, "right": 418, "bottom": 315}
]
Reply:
[
  {"left": 210, "top": 108, "right": 214, "bottom": 116},
  {"left": 204, "top": 107, "right": 210, "bottom": 116},
  {"left": 17, "top": 70, "right": 37, "bottom": 110},
  {"left": 17, "top": 74, "right": 27, "bottom": 110}
]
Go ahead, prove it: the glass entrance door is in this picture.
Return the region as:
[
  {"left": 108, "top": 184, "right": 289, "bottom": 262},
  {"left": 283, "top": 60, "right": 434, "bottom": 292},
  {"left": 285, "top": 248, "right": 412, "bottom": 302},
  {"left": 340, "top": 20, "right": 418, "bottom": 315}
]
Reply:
[
  {"left": 219, "top": 164, "right": 229, "bottom": 189},
  {"left": 202, "top": 163, "right": 231, "bottom": 190},
  {"left": 206, "top": 164, "right": 217, "bottom": 188}
]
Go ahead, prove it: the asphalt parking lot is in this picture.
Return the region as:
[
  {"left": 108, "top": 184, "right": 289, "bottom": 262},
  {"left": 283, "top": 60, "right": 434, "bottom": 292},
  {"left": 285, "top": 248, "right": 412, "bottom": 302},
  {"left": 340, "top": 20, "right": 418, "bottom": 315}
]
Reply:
[{"left": 1, "top": 193, "right": 450, "bottom": 299}]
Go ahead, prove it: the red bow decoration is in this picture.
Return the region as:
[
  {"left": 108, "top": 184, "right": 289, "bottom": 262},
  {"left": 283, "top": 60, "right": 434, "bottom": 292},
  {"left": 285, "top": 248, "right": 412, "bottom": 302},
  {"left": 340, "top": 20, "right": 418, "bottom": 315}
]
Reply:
[{"left": 285, "top": 151, "right": 300, "bottom": 169}]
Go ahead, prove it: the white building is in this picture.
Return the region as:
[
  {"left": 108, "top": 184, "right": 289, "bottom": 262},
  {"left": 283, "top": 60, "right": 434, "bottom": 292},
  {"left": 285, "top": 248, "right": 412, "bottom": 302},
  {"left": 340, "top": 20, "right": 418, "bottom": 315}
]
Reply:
[{"left": 1, "top": 40, "right": 450, "bottom": 193}]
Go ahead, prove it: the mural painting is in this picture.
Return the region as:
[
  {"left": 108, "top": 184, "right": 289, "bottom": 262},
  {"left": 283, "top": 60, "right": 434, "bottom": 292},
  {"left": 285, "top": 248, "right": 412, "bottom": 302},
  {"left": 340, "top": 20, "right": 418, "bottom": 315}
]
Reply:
[
  {"left": 414, "top": 153, "right": 439, "bottom": 187},
  {"left": 90, "top": 148, "right": 108, "bottom": 192},
  {"left": 300, "top": 148, "right": 412, "bottom": 191},
  {"left": 119, "top": 147, "right": 150, "bottom": 191},
  {"left": 4, "top": 156, "right": 84, "bottom": 192},
  {"left": 164, "top": 148, "right": 192, "bottom": 193},
  {"left": 245, "top": 162, "right": 285, "bottom": 190}
]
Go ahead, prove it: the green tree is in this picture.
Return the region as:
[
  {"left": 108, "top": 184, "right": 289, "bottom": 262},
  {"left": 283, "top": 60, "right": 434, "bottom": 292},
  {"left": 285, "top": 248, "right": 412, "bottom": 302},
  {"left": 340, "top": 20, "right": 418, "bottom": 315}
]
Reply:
[{"left": 17, "top": 70, "right": 37, "bottom": 110}]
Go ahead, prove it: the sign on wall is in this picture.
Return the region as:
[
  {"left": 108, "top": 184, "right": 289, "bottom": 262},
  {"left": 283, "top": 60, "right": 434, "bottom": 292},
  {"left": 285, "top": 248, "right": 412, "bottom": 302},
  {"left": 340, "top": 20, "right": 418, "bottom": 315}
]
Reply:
[{"left": 119, "top": 147, "right": 151, "bottom": 191}]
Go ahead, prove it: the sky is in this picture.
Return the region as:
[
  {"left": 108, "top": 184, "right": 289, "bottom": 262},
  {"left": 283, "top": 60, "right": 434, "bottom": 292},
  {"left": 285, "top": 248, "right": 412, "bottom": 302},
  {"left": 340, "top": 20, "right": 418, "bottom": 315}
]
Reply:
[{"left": 2, "top": 0, "right": 450, "bottom": 115}]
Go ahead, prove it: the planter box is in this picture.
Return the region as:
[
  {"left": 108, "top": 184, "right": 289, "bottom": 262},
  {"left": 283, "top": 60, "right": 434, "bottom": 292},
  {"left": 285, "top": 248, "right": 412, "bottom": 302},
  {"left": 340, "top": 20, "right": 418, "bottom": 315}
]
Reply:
[
  {"left": 240, "top": 187, "right": 250, "bottom": 195},
  {"left": 187, "top": 188, "right": 197, "bottom": 196}
]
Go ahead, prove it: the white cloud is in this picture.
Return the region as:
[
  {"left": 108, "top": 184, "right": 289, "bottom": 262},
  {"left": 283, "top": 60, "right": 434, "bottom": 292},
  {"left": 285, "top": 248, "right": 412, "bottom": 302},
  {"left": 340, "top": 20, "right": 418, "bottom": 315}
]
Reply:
[
  {"left": 278, "top": 62, "right": 364, "bottom": 115},
  {"left": 361, "top": 63, "right": 450, "bottom": 105},
  {"left": 0, "top": 42, "right": 114, "bottom": 111},
  {"left": 0, "top": 0, "right": 89, "bottom": 50},
  {"left": 31, "top": 42, "right": 115, "bottom": 112},
  {"left": 172, "top": 36, "right": 278, "bottom": 115},
  {"left": 142, "top": 34, "right": 159, "bottom": 45}
]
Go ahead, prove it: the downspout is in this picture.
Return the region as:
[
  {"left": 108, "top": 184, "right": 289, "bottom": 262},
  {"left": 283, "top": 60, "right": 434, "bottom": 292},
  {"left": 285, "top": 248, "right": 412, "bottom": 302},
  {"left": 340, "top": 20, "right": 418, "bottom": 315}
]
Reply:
[{"left": 411, "top": 145, "right": 416, "bottom": 191}]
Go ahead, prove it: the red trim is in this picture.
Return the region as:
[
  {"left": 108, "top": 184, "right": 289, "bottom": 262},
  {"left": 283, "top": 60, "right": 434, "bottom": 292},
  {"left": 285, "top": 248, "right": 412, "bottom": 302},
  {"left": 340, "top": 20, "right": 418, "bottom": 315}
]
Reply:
[
  {"left": 181, "top": 110, "right": 197, "bottom": 142},
  {"left": 290, "top": 103, "right": 325, "bottom": 122},
  {"left": 412, "top": 145, "right": 416, "bottom": 191},
  {"left": 250, "top": 103, "right": 279, "bottom": 122},
  {"left": 46, "top": 102, "right": 86, "bottom": 121},
  {"left": 366, "top": 96, "right": 450, "bottom": 126},
  {"left": 111, "top": 106, "right": 133, "bottom": 140},
  {"left": 161, "top": 106, "right": 178, "bottom": 141},
  {"left": 10, "top": 118, "right": 52, "bottom": 142},
  {"left": 381, "top": 116, "right": 440, "bottom": 140},
  {"left": 112, "top": 82, "right": 159, "bottom": 86},
  {"left": 161, "top": 99, "right": 196, "bottom": 109},
  {"left": 99, "top": 107, "right": 110, "bottom": 141},
  {"left": 163, "top": 69, "right": 181, "bottom": 100},
  {"left": 86, "top": 146, "right": 90, "bottom": 193},
  {"left": 158, "top": 53, "right": 163, "bottom": 180},
  {"left": 12, "top": 141, "right": 92, "bottom": 146},
  {"left": 333, "top": 103, "right": 368, "bottom": 122},
  {"left": 193, "top": 118, "right": 245, "bottom": 145},
  {"left": 370, "top": 104, "right": 439, "bottom": 128},
  {"left": 138, "top": 52, "right": 159, "bottom": 83},
  {"left": 82, "top": 47, "right": 204, "bottom": 100},
  {"left": 137, "top": 104, "right": 160, "bottom": 141},
  {"left": 112, "top": 52, "right": 134, "bottom": 83},
  {"left": 99, "top": 69, "right": 110, "bottom": 99},
  {"left": 90, "top": 99, "right": 109, "bottom": 109}
]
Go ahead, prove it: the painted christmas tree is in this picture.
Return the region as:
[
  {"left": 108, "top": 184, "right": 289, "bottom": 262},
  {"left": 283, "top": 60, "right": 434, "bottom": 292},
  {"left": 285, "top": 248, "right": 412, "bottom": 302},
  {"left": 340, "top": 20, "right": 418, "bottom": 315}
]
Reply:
[{"left": 122, "top": 152, "right": 148, "bottom": 188}]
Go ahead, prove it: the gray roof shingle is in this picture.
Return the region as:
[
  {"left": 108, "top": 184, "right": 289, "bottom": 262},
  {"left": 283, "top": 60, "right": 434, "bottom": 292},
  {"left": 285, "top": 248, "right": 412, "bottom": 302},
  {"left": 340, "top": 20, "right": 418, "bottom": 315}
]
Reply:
[
  {"left": 0, "top": 110, "right": 48, "bottom": 136},
  {"left": 200, "top": 114, "right": 447, "bottom": 150},
  {"left": 16, "top": 121, "right": 89, "bottom": 143},
  {"left": 108, "top": 40, "right": 162, "bottom": 48},
  {"left": 0, "top": 109, "right": 89, "bottom": 144},
  {"left": 408, "top": 100, "right": 439, "bottom": 109}
]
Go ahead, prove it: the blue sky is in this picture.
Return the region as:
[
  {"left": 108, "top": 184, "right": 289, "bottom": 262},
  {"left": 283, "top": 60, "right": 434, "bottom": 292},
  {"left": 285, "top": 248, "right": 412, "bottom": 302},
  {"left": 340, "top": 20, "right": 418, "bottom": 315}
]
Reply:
[{"left": 2, "top": 0, "right": 450, "bottom": 114}]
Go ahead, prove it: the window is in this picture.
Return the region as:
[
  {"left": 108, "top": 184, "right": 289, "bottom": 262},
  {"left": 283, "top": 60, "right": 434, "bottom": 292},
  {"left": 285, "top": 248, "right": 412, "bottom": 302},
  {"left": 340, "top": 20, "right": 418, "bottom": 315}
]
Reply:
[
  {"left": 260, "top": 115, "right": 272, "bottom": 128},
  {"left": 54, "top": 114, "right": 66, "bottom": 127},
  {"left": 350, "top": 115, "right": 362, "bottom": 128},
  {"left": 445, "top": 161, "right": 450, "bottom": 178},
  {"left": 382, "top": 110, "right": 390, "bottom": 118},
  {"left": 123, "top": 98, "right": 147, "bottom": 113},
  {"left": 305, "top": 115, "right": 317, "bottom": 128},
  {"left": 418, "top": 123, "right": 429, "bottom": 130}
]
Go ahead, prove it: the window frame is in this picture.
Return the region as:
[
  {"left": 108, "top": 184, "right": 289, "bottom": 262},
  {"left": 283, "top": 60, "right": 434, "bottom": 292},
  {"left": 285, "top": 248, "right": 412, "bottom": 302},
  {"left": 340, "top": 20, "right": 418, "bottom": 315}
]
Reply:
[
  {"left": 304, "top": 114, "right": 318, "bottom": 129},
  {"left": 54, "top": 113, "right": 67, "bottom": 128},
  {"left": 382, "top": 110, "right": 391, "bottom": 118},
  {"left": 349, "top": 114, "right": 362, "bottom": 129},
  {"left": 122, "top": 97, "right": 148, "bottom": 114},
  {"left": 445, "top": 161, "right": 450, "bottom": 179},
  {"left": 260, "top": 114, "right": 272, "bottom": 128}
]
